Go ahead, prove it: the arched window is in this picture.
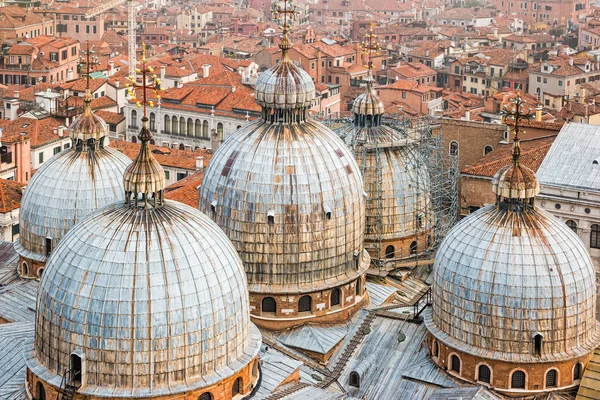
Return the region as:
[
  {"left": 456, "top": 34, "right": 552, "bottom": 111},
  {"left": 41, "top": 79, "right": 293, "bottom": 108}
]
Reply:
[
  {"left": 198, "top": 393, "right": 212, "bottom": 400},
  {"left": 349, "top": 371, "right": 360, "bottom": 387},
  {"left": 385, "top": 245, "right": 395, "bottom": 258},
  {"left": 574, "top": 363, "right": 582, "bottom": 380},
  {"left": 37, "top": 382, "right": 46, "bottom": 400},
  {"left": 478, "top": 364, "right": 491, "bottom": 384},
  {"left": 217, "top": 122, "right": 224, "bottom": 136},
  {"left": 202, "top": 120, "right": 209, "bottom": 138},
  {"left": 546, "top": 369, "right": 557, "bottom": 388},
  {"left": 591, "top": 224, "right": 600, "bottom": 249},
  {"left": 22, "top": 262, "right": 28, "bottom": 276},
  {"left": 131, "top": 135, "right": 137, "bottom": 143},
  {"left": 164, "top": 115, "right": 171, "bottom": 133},
  {"left": 179, "top": 117, "right": 186, "bottom": 135},
  {"left": 566, "top": 220, "right": 578, "bottom": 234},
  {"left": 231, "top": 377, "right": 241, "bottom": 396},
  {"left": 131, "top": 109, "right": 137, "bottom": 127},
  {"left": 187, "top": 118, "right": 194, "bottom": 136},
  {"left": 410, "top": 241, "right": 417, "bottom": 254},
  {"left": 237, "top": 125, "right": 242, "bottom": 130},
  {"left": 533, "top": 334, "right": 543, "bottom": 356},
  {"left": 298, "top": 295, "right": 312, "bottom": 313},
  {"left": 450, "top": 354, "right": 460, "bottom": 373},
  {"left": 149, "top": 112, "right": 156, "bottom": 131},
  {"left": 150, "top": 139, "right": 155, "bottom": 145},
  {"left": 70, "top": 353, "right": 82, "bottom": 385},
  {"left": 511, "top": 370, "right": 526, "bottom": 389},
  {"left": 37, "top": 268, "right": 44, "bottom": 278},
  {"left": 449, "top": 141, "right": 458, "bottom": 156},
  {"left": 432, "top": 340, "right": 438, "bottom": 357},
  {"left": 262, "top": 297, "right": 276, "bottom": 314},
  {"left": 484, "top": 145, "right": 493, "bottom": 155},
  {"left": 172, "top": 116, "right": 179, "bottom": 134},
  {"left": 45, "top": 238, "right": 52, "bottom": 256},
  {"left": 195, "top": 120, "right": 201, "bottom": 137},
  {"left": 355, "top": 279, "right": 362, "bottom": 296},
  {"left": 179, "top": 143, "right": 185, "bottom": 150},
  {"left": 330, "top": 288, "right": 341, "bottom": 307}
]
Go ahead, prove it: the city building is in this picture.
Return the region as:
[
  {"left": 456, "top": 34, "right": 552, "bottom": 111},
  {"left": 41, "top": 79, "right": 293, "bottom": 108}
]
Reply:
[
  {"left": 0, "top": 178, "right": 22, "bottom": 242},
  {"left": 199, "top": 24, "right": 369, "bottom": 330},
  {"left": 0, "top": 7, "right": 55, "bottom": 39}
]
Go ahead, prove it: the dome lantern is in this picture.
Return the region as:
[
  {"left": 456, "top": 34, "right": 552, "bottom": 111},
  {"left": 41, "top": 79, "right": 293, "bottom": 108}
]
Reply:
[
  {"left": 491, "top": 92, "right": 540, "bottom": 204},
  {"left": 352, "top": 24, "right": 384, "bottom": 126},
  {"left": 123, "top": 44, "right": 166, "bottom": 209}
]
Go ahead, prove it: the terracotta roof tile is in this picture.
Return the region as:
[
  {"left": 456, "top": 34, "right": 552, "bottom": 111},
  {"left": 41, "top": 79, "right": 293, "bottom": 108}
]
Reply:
[
  {"left": 164, "top": 170, "right": 205, "bottom": 207},
  {"left": 0, "top": 178, "right": 22, "bottom": 213},
  {"left": 0, "top": 117, "right": 63, "bottom": 146},
  {"left": 109, "top": 140, "right": 211, "bottom": 170}
]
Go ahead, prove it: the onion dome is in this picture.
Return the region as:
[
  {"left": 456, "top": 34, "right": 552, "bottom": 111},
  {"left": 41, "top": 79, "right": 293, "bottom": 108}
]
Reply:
[
  {"left": 352, "top": 75, "right": 384, "bottom": 117},
  {"left": 199, "top": 9, "right": 369, "bottom": 295},
  {"left": 425, "top": 94, "right": 600, "bottom": 364},
  {"left": 26, "top": 79, "right": 261, "bottom": 396},
  {"left": 14, "top": 89, "right": 130, "bottom": 269}
]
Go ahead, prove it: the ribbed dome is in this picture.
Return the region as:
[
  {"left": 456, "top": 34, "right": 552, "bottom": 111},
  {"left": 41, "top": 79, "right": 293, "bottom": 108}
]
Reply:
[
  {"left": 491, "top": 162, "right": 540, "bottom": 200},
  {"left": 69, "top": 104, "right": 109, "bottom": 143},
  {"left": 254, "top": 58, "right": 315, "bottom": 111},
  {"left": 14, "top": 145, "right": 131, "bottom": 263},
  {"left": 27, "top": 199, "right": 261, "bottom": 397},
  {"left": 426, "top": 203, "right": 600, "bottom": 362},
  {"left": 352, "top": 86, "right": 384, "bottom": 116},
  {"left": 341, "top": 124, "right": 432, "bottom": 245},
  {"left": 199, "top": 119, "right": 368, "bottom": 293}
]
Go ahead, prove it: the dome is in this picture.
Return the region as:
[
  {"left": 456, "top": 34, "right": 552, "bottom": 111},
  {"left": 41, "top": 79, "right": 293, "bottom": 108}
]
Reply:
[
  {"left": 352, "top": 78, "right": 384, "bottom": 116},
  {"left": 426, "top": 203, "right": 600, "bottom": 362},
  {"left": 491, "top": 162, "right": 540, "bottom": 199},
  {"left": 68, "top": 102, "right": 109, "bottom": 143},
  {"left": 14, "top": 139, "right": 131, "bottom": 265},
  {"left": 26, "top": 199, "right": 261, "bottom": 396},
  {"left": 199, "top": 119, "right": 368, "bottom": 293}
]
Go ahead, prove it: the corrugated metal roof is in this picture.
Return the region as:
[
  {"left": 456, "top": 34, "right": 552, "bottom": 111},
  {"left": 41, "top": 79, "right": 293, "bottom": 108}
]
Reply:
[{"left": 537, "top": 122, "right": 600, "bottom": 191}]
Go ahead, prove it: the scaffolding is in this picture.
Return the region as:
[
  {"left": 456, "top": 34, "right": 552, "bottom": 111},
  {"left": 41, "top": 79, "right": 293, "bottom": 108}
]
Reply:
[{"left": 323, "top": 114, "right": 459, "bottom": 274}]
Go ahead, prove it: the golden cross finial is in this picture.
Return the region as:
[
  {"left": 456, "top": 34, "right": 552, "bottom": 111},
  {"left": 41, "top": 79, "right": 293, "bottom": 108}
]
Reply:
[
  {"left": 125, "top": 44, "right": 163, "bottom": 122},
  {"left": 272, "top": 0, "right": 299, "bottom": 52},
  {"left": 79, "top": 41, "right": 99, "bottom": 103},
  {"left": 500, "top": 92, "right": 532, "bottom": 166},
  {"left": 362, "top": 22, "right": 381, "bottom": 72}
]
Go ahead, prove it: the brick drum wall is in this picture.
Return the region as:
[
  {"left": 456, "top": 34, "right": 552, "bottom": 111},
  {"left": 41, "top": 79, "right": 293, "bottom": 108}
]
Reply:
[{"left": 18, "top": 256, "right": 45, "bottom": 280}]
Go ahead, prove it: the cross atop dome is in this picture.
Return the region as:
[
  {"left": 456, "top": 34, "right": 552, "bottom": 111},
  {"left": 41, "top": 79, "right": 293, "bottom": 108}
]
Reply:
[
  {"left": 500, "top": 91, "right": 533, "bottom": 168},
  {"left": 79, "top": 41, "right": 99, "bottom": 105},
  {"left": 272, "top": 0, "right": 298, "bottom": 52},
  {"left": 123, "top": 43, "right": 166, "bottom": 209},
  {"left": 361, "top": 23, "right": 381, "bottom": 75}
]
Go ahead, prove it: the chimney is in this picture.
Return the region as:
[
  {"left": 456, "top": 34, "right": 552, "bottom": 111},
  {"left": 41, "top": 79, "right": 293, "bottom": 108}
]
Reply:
[
  {"left": 231, "top": 85, "right": 236, "bottom": 93},
  {"left": 14, "top": 91, "right": 19, "bottom": 99},
  {"left": 160, "top": 65, "right": 166, "bottom": 83},
  {"left": 535, "top": 105, "right": 542, "bottom": 122},
  {"left": 465, "top": 110, "right": 470, "bottom": 121},
  {"left": 425, "top": 49, "right": 429, "bottom": 57},
  {"left": 108, "top": 60, "right": 114, "bottom": 76},
  {"left": 580, "top": 87, "right": 586, "bottom": 104},
  {"left": 202, "top": 64, "right": 211, "bottom": 77},
  {"left": 195, "top": 156, "right": 204, "bottom": 170},
  {"left": 569, "top": 57, "right": 574, "bottom": 66},
  {"left": 57, "top": 126, "right": 66, "bottom": 137}
]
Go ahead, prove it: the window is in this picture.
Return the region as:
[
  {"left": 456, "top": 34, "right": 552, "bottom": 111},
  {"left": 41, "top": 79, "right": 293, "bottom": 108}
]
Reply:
[
  {"left": 385, "top": 245, "right": 395, "bottom": 258},
  {"left": 511, "top": 370, "right": 526, "bottom": 389},
  {"left": 22, "top": 262, "right": 28, "bottom": 276},
  {"left": 432, "top": 340, "right": 438, "bottom": 357},
  {"left": 165, "top": 171, "right": 170, "bottom": 180},
  {"left": 262, "top": 297, "right": 276, "bottom": 313},
  {"left": 149, "top": 113, "right": 156, "bottom": 131},
  {"left": 410, "top": 241, "right": 417, "bottom": 254},
  {"left": 537, "top": 76, "right": 541, "bottom": 82},
  {"left": 61, "top": 50, "right": 67, "bottom": 61},
  {"left": 53, "top": 146, "right": 61, "bottom": 155},
  {"left": 39, "top": 152, "right": 44, "bottom": 164},
  {"left": 12, "top": 224, "right": 19, "bottom": 238},
  {"left": 558, "top": 80, "right": 563, "bottom": 87},
  {"left": 37, "top": 382, "right": 46, "bottom": 400},
  {"left": 574, "top": 363, "right": 582, "bottom": 380},
  {"left": 50, "top": 53, "right": 58, "bottom": 62},
  {"left": 349, "top": 371, "right": 360, "bottom": 387},
  {"left": 566, "top": 220, "right": 577, "bottom": 234},
  {"left": 198, "top": 393, "right": 212, "bottom": 400},
  {"left": 533, "top": 334, "right": 543, "bottom": 356},
  {"left": 231, "top": 377, "right": 241, "bottom": 396},
  {"left": 217, "top": 122, "right": 223, "bottom": 136},
  {"left": 71, "top": 47, "right": 77, "bottom": 57},
  {"left": 131, "top": 110, "right": 138, "bottom": 128},
  {"left": 109, "top": 124, "right": 117, "bottom": 132},
  {"left": 70, "top": 354, "right": 82, "bottom": 385},
  {"left": 484, "top": 145, "right": 493, "bottom": 155},
  {"left": 449, "top": 141, "right": 458, "bottom": 156},
  {"left": 546, "top": 369, "right": 557, "bottom": 388},
  {"left": 176, "top": 173, "right": 186, "bottom": 181},
  {"left": 478, "top": 365, "right": 491, "bottom": 384},
  {"left": 450, "top": 355, "right": 460, "bottom": 373},
  {"left": 86, "top": 25, "right": 90, "bottom": 34},
  {"left": 298, "top": 295, "right": 312, "bottom": 313},
  {"left": 591, "top": 224, "right": 600, "bottom": 249},
  {"left": 330, "top": 288, "right": 341, "bottom": 307}
]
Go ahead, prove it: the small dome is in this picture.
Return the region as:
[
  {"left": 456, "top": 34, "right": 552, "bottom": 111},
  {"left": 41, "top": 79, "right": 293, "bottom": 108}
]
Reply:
[
  {"left": 352, "top": 79, "right": 384, "bottom": 116},
  {"left": 426, "top": 204, "right": 600, "bottom": 362},
  {"left": 199, "top": 119, "right": 367, "bottom": 293},
  {"left": 254, "top": 59, "right": 315, "bottom": 111},
  {"left": 27, "top": 200, "right": 261, "bottom": 396},
  {"left": 69, "top": 106, "right": 109, "bottom": 143},
  {"left": 15, "top": 145, "right": 131, "bottom": 263},
  {"left": 491, "top": 162, "right": 540, "bottom": 199}
]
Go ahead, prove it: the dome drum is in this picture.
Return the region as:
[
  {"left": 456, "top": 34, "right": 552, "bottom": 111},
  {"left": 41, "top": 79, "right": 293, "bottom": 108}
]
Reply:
[
  {"left": 249, "top": 276, "right": 368, "bottom": 330},
  {"left": 426, "top": 330, "right": 591, "bottom": 395}
]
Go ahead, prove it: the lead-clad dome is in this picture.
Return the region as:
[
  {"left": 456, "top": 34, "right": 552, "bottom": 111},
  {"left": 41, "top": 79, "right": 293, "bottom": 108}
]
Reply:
[
  {"left": 427, "top": 203, "right": 600, "bottom": 361},
  {"left": 352, "top": 82, "right": 384, "bottom": 116},
  {"left": 254, "top": 58, "right": 315, "bottom": 111},
  {"left": 15, "top": 107, "right": 131, "bottom": 267},
  {"left": 199, "top": 120, "right": 367, "bottom": 293},
  {"left": 26, "top": 199, "right": 260, "bottom": 396}
]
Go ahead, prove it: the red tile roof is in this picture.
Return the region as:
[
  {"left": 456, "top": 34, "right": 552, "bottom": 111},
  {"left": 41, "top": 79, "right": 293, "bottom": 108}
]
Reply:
[
  {"left": 0, "top": 178, "right": 22, "bottom": 213},
  {"left": 164, "top": 170, "right": 205, "bottom": 207}
]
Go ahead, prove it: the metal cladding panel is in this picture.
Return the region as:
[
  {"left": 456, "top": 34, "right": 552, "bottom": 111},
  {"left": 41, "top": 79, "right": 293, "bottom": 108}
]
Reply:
[
  {"left": 428, "top": 204, "right": 600, "bottom": 362},
  {"left": 199, "top": 119, "right": 366, "bottom": 293},
  {"left": 15, "top": 146, "right": 131, "bottom": 263},
  {"left": 31, "top": 200, "right": 260, "bottom": 396},
  {"left": 254, "top": 61, "right": 315, "bottom": 110}
]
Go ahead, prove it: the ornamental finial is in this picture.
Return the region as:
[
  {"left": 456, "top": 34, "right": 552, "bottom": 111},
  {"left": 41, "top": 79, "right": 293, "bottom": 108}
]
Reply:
[
  {"left": 272, "top": 0, "right": 299, "bottom": 54},
  {"left": 79, "top": 41, "right": 100, "bottom": 108},
  {"left": 500, "top": 92, "right": 532, "bottom": 167}
]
